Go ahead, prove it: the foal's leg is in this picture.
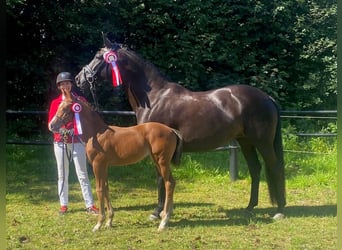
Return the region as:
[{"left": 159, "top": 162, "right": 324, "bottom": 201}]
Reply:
[
  {"left": 104, "top": 180, "right": 114, "bottom": 228},
  {"left": 150, "top": 174, "right": 166, "bottom": 220},
  {"left": 92, "top": 164, "right": 108, "bottom": 232},
  {"left": 238, "top": 142, "right": 262, "bottom": 212},
  {"left": 158, "top": 165, "right": 175, "bottom": 232}
]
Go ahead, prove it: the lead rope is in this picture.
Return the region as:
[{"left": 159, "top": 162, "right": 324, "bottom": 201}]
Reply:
[
  {"left": 89, "top": 76, "right": 100, "bottom": 112},
  {"left": 59, "top": 130, "right": 74, "bottom": 198}
]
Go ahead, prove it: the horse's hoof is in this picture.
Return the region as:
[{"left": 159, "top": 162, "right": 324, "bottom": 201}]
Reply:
[
  {"left": 105, "top": 218, "right": 113, "bottom": 229},
  {"left": 149, "top": 214, "right": 160, "bottom": 221},
  {"left": 157, "top": 226, "right": 166, "bottom": 232},
  {"left": 273, "top": 213, "right": 285, "bottom": 220}
]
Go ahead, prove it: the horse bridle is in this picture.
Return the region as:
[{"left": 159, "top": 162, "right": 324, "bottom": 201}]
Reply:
[
  {"left": 81, "top": 58, "right": 107, "bottom": 111},
  {"left": 82, "top": 64, "right": 98, "bottom": 85},
  {"left": 81, "top": 47, "right": 123, "bottom": 110}
]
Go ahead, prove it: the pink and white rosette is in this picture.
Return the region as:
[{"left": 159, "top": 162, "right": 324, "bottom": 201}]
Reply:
[{"left": 72, "top": 103, "right": 83, "bottom": 135}]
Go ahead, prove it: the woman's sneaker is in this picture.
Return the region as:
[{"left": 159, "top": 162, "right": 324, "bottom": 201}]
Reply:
[
  {"left": 86, "top": 205, "right": 99, "bottom": 214},
  {"left": 59, "top": 205, "right": 68, "bottom": 215}
]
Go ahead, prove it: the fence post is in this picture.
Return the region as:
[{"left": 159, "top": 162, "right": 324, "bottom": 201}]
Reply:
[{"left": 229, "top": 140, "right": 239, "bottom": 181}]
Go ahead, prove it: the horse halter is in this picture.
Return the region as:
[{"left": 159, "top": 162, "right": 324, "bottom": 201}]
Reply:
[
  {"left": 80, "top": 58, "right": 106, "bottom": 111},
  {"left": 81, "top": 57, "right": 106, "bottom": 85},
  {"left": 81, "top": 47, "right": 121, "bottom": 86},
  {"left": 80, "top": 47, "right": 120, "bottom": 110},
  {"left": 82, "top": 64, "right": 98, "bottom": 85}
]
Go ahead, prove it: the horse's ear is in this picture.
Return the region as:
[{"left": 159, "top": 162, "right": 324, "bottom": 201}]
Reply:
[{"left": 102, "top": 32, "right": 113, "bottom": 48}]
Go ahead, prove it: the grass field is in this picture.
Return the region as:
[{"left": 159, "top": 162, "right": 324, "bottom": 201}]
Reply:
[{"left": 6, "top": 136, "right": 337, "bottom": 249}]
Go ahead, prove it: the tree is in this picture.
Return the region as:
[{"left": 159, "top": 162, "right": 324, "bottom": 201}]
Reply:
[{"left": 6, "top": 0, "right": 336, "bottom": 112}]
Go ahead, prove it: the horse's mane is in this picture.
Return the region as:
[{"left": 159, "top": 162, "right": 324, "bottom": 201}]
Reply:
[{"left": 118, "top": 47, "right": 171, "bottom": 82}]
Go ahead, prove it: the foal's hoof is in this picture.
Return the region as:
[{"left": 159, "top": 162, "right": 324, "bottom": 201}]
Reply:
[
  {"left": 273, "top": 213, "right": 285, "bottom": 220},
  {"left": 92, "top": 223, "right": 102, "bottom": 232}
]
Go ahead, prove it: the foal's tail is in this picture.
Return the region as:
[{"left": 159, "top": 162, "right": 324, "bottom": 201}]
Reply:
[
  {"left": 268, "top": 99, "right": 286, "bottom": 207},
  {"left": 171, "top": 129, "right": 183, "bottom": 166}
]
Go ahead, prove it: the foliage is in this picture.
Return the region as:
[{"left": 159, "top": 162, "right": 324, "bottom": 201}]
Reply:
[{"left": 6, "top": 0, "right": 336, "bottom": 112}]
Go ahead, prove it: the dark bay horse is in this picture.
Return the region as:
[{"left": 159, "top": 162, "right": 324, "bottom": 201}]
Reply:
[
  {"left": 49, "top": 89, "right": 182, "bottom": 232},
  {"left": 75, "top": 36, "right": 286, "bottom": 219}
]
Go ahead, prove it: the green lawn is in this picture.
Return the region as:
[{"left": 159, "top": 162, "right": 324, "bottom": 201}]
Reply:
[{"left": 6, "top": 139, "right": 337, "bottom": 249}]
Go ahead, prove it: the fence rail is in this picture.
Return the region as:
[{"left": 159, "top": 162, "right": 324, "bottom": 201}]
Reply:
[
  {"left": 5, "top": 110, "right": 136, "bottom": 115},
  {"left": 6, "top": 109, "right": 337, "bottom": 145},
  {"left": 6, "top": 109, "right": 337, "bottom": 115},
  {"left": 6, "top": 109, "right": 337, "bottom": 181},
  {"left": 280, "top": 110, "right": 337, "bottom": 120}
]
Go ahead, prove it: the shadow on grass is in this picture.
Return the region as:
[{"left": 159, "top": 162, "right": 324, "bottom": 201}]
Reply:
[
  {"left": 108, "top": 202, "right": 337, "bottom": 228},
  {"left": 283, "top": 205, "right": 336, "bottom": 217},
  {"left": 170, "top": 204, "right": 337, "bottom": 228}
]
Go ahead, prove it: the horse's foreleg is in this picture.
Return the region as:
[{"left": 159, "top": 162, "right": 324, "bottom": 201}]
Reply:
[
  {"left": 158, "top": 169, "right": 175, "bottom": 232},
  {"left": 239, "top": 144, "right": 262, "bottom": 212},
  {"left": 92, "top": 165, "right": 108, "bottom": 232}
]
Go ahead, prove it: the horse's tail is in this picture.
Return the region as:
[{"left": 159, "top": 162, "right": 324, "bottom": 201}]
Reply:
[
  {"left": 171, "top": 129, "right": 183, "bottom": 166},
  {"left": 274, "top": 102, "right": 285, "bottom": 170},
  {"left": 268, "top": 99, "right": 286, "bottom": 207}
]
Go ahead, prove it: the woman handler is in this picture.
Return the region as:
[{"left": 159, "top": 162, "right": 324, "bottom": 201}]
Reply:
[{"left": 48, "top": 72, "right": 98, "bottom": 215}]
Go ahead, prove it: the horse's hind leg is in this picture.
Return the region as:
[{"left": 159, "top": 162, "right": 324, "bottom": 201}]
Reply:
[
  {"left": 104, "top": 181, "right": 114, "bottom": 228},
  {"left": 238, "top": 142, "right": 262, "bottom": 212},
  {"left": 153, "top": 155, "right": 175, "bottom": 232},
  {"left": 257, "top": 145, "right": 286, "bottom": 218},
  {"left": 150, "top": 174, "right": 166, "bottom": 220},
  {"left": 158, "top": 169, "right": 175, "bottom": 232}
]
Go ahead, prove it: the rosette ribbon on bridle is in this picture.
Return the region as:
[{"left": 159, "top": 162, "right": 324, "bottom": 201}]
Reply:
[
  {"left": 72, "top": 103, "right": 83, "bottom": 135},
  {"left": 103, "top": 50, "right": 122, "bottom": 87}
]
